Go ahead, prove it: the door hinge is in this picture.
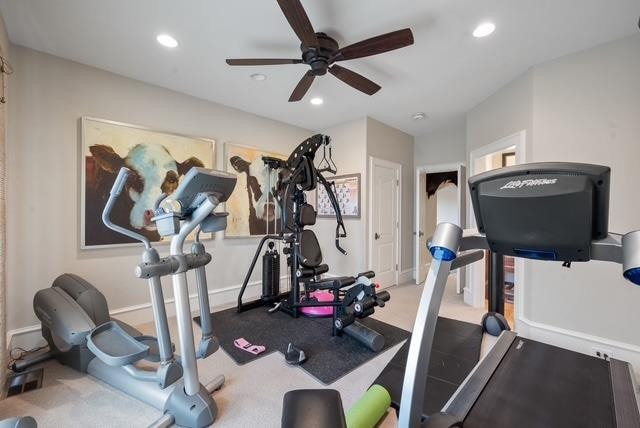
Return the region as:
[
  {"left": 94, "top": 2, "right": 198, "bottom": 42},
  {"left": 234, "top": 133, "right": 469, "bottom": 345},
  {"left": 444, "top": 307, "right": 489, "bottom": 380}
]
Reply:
[
  {"left": 395, "top": 264, "right": 398, "bottom": 271},
  {"left": 396, "top": 179, "right": 399, "bottom": 186}
]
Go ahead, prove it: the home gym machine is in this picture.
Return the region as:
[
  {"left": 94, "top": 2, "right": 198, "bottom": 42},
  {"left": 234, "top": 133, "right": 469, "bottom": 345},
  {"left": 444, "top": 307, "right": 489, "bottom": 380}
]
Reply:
[
  {"left": 281, "top": 162, "right": 640, "bottom": 428},
  {"left": 236, "top": 134, "right": 390, "bottom": 351},
  {"left": 13, "top": 166, "right": 236, "bottom": 428}
]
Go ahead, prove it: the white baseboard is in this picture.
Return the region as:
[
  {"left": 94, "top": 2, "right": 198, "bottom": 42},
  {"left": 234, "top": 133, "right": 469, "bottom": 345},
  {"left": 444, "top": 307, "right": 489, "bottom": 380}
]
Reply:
[
  {"left": 7, "top": 277, "right": 270, "bottom": 352},
  {"left": 399, "top": 269, "right": 413, "bottom": 284},
  {"left": 517, "top": 315, "right": 640, "bottom": 376}
]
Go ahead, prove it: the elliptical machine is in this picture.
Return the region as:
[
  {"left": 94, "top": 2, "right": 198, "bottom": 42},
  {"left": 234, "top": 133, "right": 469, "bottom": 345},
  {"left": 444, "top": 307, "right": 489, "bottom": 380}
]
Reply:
[{"left": 14, "top": 166, "right": 236, "bottom": 427}]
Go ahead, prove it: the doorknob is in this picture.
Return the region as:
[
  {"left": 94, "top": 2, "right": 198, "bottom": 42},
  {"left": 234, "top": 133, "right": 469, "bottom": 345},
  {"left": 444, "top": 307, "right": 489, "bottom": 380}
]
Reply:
[
  {"left": 418, "top": 231, "right": 425, "bottom": 237},
  {"left": 375, "top": 232, "right": 380, "bottom": 240}
]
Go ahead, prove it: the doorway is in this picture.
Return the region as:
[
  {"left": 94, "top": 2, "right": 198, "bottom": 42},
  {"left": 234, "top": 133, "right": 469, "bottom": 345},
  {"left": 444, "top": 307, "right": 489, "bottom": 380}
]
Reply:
[
  {"left": 414, "top": 163, "right": 466, "bottom": 292},
  {"left": 369, "top": 157, "right": 401, "bottom": 288},
  {"left": 468, "top": 130, "right": 526, "bottom": 328}
]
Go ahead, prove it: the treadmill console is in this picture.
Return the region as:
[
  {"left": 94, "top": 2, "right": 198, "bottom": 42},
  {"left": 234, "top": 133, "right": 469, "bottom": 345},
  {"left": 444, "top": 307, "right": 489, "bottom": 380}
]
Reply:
[
  {"left": 400, "top": 162, "right": 640, "bottom": 428},
  {"left": 468, "top": 162, "right": 610, "bottom": 262}
]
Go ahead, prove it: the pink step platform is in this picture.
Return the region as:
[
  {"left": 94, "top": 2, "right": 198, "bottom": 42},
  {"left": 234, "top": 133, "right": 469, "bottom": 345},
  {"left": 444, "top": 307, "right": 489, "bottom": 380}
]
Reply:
[{"left": 299, "top": 290, "right": 334, "bottom": 317}]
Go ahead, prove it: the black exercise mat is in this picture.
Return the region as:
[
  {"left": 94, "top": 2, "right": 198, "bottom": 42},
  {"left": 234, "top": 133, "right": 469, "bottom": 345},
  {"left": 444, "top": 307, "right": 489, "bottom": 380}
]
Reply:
[
  {"left": 372, "top": 317, "right": 483, "bottom": 417},
  {"left": 194, "top": 306, "right": 410, "bottom": 384}
]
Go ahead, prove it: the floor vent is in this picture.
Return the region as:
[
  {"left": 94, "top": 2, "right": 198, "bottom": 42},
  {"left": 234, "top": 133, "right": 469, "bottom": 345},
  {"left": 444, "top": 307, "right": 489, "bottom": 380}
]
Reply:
[{"left": 5, "top": 368, "right": 44, "bottom": 397}]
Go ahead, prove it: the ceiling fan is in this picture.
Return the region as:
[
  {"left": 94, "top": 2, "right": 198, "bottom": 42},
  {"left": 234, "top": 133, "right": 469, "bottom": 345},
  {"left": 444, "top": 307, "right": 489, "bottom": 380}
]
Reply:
[{"left": 226, "top": 0, "right": 414, "bottom": 102}]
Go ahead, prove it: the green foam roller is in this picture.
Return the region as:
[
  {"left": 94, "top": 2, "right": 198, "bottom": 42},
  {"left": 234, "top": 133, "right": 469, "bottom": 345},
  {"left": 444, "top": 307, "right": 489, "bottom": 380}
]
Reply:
[{"left": 346, "top": 384, "right": 392, "bottom": 428}]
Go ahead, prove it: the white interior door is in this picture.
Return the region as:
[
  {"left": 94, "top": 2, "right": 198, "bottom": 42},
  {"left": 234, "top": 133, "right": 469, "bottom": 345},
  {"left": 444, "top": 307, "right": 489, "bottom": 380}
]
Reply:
[{"left": 371, "top": 159, "right": 400, "bottom": 288}]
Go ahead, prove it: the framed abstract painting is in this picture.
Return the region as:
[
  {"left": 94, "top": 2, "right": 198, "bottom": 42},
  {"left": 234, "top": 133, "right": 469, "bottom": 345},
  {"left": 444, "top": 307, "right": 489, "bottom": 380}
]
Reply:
[
  {"left": 224, "top": 142, "right": 286, "bottom": 237},
  {"left": 81, "top": 117, "right": 215, "bottom": 248}
]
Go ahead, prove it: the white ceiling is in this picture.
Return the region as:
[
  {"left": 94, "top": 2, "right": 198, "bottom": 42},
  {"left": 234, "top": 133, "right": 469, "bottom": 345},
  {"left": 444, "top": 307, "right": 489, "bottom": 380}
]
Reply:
[{"left": 1, "top": 0, "right": 638, "bottom": 136}]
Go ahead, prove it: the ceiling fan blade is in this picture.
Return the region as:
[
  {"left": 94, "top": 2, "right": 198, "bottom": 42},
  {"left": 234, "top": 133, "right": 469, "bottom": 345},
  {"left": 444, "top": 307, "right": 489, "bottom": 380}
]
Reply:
[
  {"left": 276, "top": 0, "right": 319, "bottom": 47},
  {"left": 226, "top": 58, "right": 303, "bottom": 66},
  {"left": 329, "top": 64, "right": 381, "bottom": 96},
  {"left": 289, "top": 71, "right": 315, "bottom": 102},
  {"left": 333, "top": 28, "right": 414, "bottom": 62}
]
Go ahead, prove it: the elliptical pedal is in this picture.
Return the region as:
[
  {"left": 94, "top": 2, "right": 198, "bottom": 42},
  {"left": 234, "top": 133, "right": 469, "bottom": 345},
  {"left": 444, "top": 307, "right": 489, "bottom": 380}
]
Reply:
[{"left": 87, "top": 321, "right": 150, "bottom": 366}]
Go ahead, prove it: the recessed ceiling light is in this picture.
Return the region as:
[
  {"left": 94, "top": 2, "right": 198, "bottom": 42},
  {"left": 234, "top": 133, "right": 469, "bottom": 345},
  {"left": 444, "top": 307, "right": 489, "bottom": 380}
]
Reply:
[
  {"left": 250, "top": 73, "right": 266, "bottom": 81},
  {"left": 310, "top": 97, "right": 323, "bottom": 105},
  {"left": 156, "top": 34, "right": 179, "bottom": 48},
  {"left": 412, "top": 112, "right": 427, "bottom": 120},
  {"left": 473, "top": 22, "right": 496, "bottom": 38}
]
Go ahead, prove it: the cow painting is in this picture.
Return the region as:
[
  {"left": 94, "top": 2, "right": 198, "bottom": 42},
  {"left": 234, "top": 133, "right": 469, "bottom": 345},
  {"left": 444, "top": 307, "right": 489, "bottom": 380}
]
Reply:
[
  {"left": 82, "top": 118, "right": 215, "bottom": 247},
  {"left": 426, "top": 171, "right": 458, "bottom": 198},
  {"left": 224, "top": 144, "right": 286, "bottom": 237}
]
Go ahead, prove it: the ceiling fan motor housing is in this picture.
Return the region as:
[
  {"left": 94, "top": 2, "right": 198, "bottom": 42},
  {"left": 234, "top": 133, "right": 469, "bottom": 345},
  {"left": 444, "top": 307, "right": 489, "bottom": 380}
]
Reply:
[{"left": 302, "top": 32, "right": 338, "bottom": 75}]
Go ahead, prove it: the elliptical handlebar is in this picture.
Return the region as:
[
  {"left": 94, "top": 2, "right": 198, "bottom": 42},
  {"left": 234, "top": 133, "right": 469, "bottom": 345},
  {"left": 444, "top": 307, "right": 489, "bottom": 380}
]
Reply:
[
  {"left": 102, "top": 167, "right": 152, "bottom": 249},
  {"left": 111, "top": 167, "right": 130, "bottom": 196}
]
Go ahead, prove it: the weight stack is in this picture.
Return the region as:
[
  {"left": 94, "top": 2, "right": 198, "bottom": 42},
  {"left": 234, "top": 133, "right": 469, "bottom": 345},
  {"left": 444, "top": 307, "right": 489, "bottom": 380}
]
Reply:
[{"left": 261, "top": 248, "right": 280, "bottom": 303}]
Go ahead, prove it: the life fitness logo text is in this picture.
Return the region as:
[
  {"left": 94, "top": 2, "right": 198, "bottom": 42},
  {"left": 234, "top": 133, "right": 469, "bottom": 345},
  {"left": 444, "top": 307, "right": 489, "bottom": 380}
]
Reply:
[{"left": 500, "top": 178, "right": 557, "bottom": 190}]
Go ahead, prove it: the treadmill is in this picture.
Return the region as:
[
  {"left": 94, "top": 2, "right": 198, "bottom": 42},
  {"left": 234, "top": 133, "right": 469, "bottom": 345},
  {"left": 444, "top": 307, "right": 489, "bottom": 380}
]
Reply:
[{"left": 399, "top": 162, "right": 640, "bottom": 428}]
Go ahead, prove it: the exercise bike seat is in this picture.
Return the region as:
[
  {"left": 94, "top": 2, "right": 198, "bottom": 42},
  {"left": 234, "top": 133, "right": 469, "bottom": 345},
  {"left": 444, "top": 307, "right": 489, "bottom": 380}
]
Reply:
[{"left": 87, "top": 321, "right": 149, "bottom": 366}]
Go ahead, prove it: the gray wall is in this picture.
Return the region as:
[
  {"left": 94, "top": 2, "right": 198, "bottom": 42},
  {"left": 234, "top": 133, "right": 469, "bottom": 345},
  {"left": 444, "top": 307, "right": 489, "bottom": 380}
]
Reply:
[
  {"left": 6, "top": 45, "right": 311, "bottom": 332},
  {"left": 526, "top": 35, "right": 640, "bottom": 345},
  {"left": 414, "top": 117, "right": 466, "bottom": 168},
  {"left": 315, "top": 118, "right": 369, "bottom": 275},
  {"left": 366, "top": 117, "right": 414, "bottom": 271},
  {"left": 0, "top": 11, "right": 7, "bottom": 56},
  {"left": 466, "top": 70, "right": 534, "bottom": 160},
  {"left": 314, "top": 117, "right": 415, "bottom": 277},
  {"left": 465, "top": 35, "right": 640, "bottom": 346},
  {"left": 0, "top": 11, "right": 10, "bottom": 379}
]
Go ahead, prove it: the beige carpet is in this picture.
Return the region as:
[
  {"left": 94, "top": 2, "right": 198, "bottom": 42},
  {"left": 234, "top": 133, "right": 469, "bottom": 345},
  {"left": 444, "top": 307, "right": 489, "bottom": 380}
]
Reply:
[{"left": 0, "top": 278, "right": 489, "bottom": 427}]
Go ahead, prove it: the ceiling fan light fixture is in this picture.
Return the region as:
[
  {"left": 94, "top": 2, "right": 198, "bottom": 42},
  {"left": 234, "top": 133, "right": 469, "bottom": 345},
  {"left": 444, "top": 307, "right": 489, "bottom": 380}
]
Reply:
[
  {"left": 250, "top": 73, "right": 266, "bottom": 81},
  {"left": 156, "top": 34, "right": 179, "bottom": 48},
  {"left": 412, "top": 112, "right": 427, "bottom": 120},
  {"left": 310, "top": 97, "right": 324, "bottom": 105},
  {"left": 473, "top": 22, "right": 496, "bottom": 38},
  {"left": 225, "top": 0, "right": 414, "bottom": 101}
]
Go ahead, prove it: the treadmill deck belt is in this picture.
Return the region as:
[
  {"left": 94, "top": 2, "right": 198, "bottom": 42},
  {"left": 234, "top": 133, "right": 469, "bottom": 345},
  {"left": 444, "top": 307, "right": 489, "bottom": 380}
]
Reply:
[
  {"left": 373, "top": 317, "right": 483, "bottom": 416},
  {"left": 465, "top": 337, "right": 615, "bottom": 428}
]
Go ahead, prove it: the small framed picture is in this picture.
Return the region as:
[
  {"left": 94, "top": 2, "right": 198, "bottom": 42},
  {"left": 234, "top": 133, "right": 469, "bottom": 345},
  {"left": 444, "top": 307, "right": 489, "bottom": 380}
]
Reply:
[{"left": 316, "top": 173, "right": 361, "bottom": 218}]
